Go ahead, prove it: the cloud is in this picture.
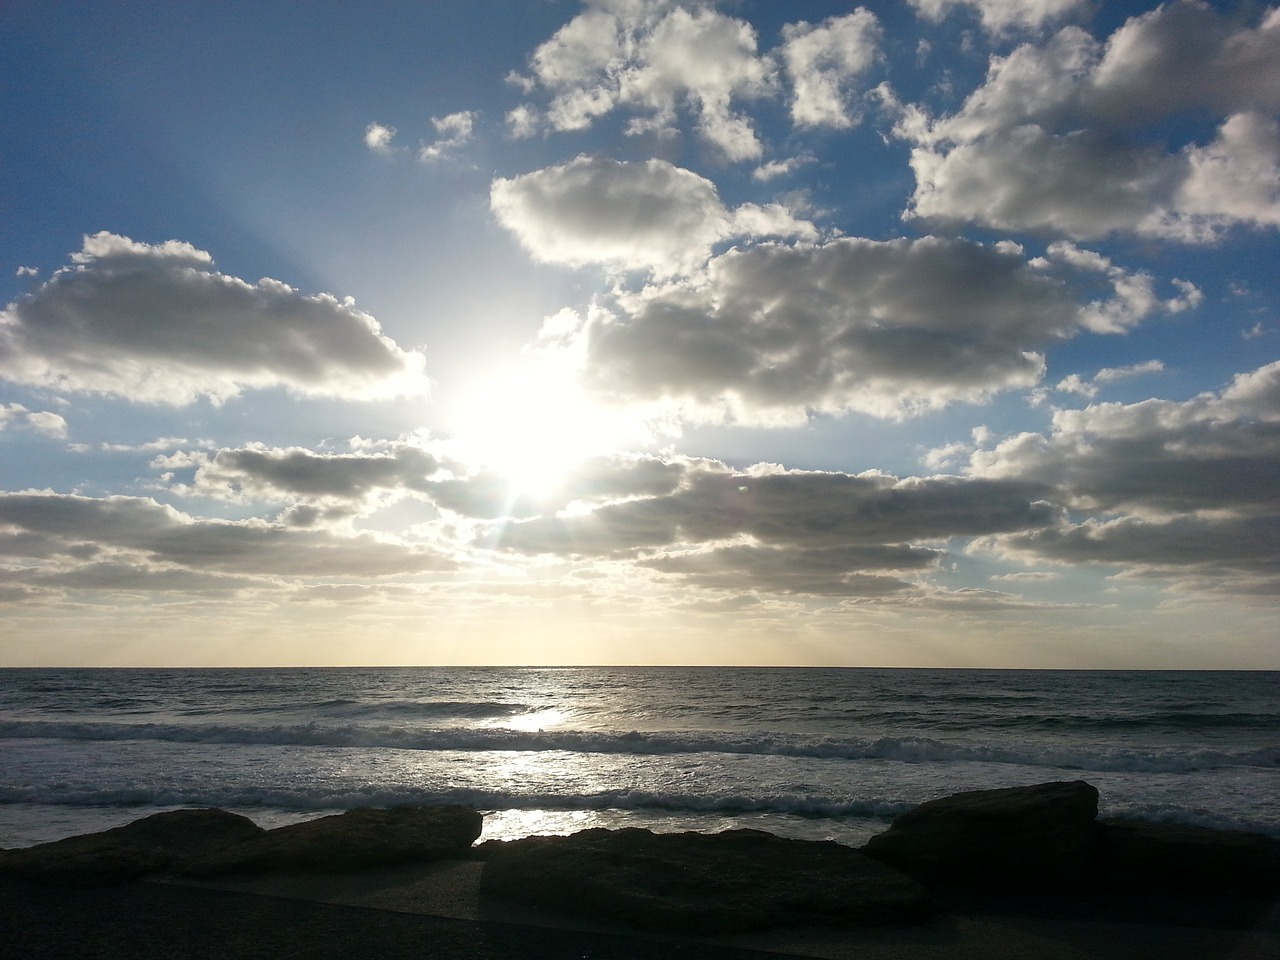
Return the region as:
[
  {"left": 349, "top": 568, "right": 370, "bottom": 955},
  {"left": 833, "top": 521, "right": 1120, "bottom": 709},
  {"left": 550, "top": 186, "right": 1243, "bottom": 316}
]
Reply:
[
  {"left": 165, "top": 443, "right": 445, "bottom": 504},
  {"left": 364, "top": 122, "right": 397, "bottom": 153},
  {"left": 419, "top": 111, "right": 477, "bottom": 161},
  {"left": 780, "top": 9, "right": 881, "bottom": 129},
  {"left": 0, "top": 403, "right": 67, "bottom": 437},
  {"left": 0, "top": 492, "right": 454, "bottom": 599},
  {"left": 1056, "top": 359, "right": 1164, "bottom": 397},
  {"left": 910, "top": 0, "right": 1087, "bottom": 35},
  {"left": 517, "top": 1, "right": 776, "bottom": 159},
  {"left": 162, "top": 440, "right": 689, "bottom": 525},
  {"left": 896, "top": 2, "right": 1280, "bottom": 241},
  {"left": 491, "top": 459, "right": 1056, "bottom": 598},
  {"left": 491, "top": 155, "right": 816, "bottom": 276},
  {"left": 549, "top": 236, "right": 1197, "bottom": 422},
  {"left": 967, "top": 361, "right": 1280, "bottom": 593},
  {"left": 15, "top": 266, "right": 39, "bottom": 278},
  {"left": 0, "top": 233, "right": 429, "bottom": 404},
  {"left": 970, "top": 360, "right": 1280, "bottom": 516},
  {"left": 479, "top": 461, "right": 1059, "bottom": 599}
]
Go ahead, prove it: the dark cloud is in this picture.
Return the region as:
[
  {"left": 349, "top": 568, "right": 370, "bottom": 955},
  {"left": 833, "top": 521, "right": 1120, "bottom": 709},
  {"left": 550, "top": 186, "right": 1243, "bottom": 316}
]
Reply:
[
  {"left": 175, "top": 444, "right": 444, "bottom": 501},
  {"left": 492, "top": 462, "right": 1055, "bottom": 595},
  {"left": 556, "top": 236, "right": 1195, "bottom": 421},
  {"left": 968, "top": 361, "right": 1280, "bottom": 515},
  {"left": 0, "top": 233, "right": 428, "bottom": 404},
  {"left": 967, "top": 361, "right": 1280, "bottom": 594},
  {"left": 0, "top": 493, "right": 454, "bottom": 595}
]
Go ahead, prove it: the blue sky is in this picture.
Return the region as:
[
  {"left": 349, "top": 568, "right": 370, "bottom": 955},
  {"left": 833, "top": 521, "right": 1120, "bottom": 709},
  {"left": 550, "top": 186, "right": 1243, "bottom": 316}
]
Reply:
[{"left": 2, "top": 0, "right": 1277, "bottom": 667}]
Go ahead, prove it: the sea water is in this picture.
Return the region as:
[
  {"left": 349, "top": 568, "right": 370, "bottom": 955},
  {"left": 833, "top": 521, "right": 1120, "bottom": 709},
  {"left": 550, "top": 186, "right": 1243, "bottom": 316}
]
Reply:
[{"left": 1, "top": 667, "right": 1277, "bottom": 849}]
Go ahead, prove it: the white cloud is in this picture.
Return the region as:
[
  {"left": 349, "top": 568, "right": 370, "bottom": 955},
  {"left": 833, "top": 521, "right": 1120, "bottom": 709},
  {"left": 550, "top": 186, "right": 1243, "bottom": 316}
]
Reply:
[
  {"left": 419, "top": 111, "right": 477, "bottom": 162},
  {"left": 15, "top": 266, "right": 39, "bottom": 278},
  {"left": 553, "top": 236, "right": 1198, "bottom": 423},
  {"left": 506, "top": 104, "right": 540, "bottom": 138},
  {"left": 490, "top": 155, "right": 815, "bottom": 277},
  {"left": 520, "top": 1, "right": 775, "bottom": 160},
  {"left": 0, "top": 403, "right": 67, "bottom": 438},
  {"left": 0, "top": 233, "right": 429, "bottom": 405},
  {"left": 752, "top": 156, "right": 813, "bottom": 181},
  {"left": 781, "top": 9, "right": 881, "bottom": 129},
  {"left": 897, "top": 3, "right": 1280, "bottom": 241},
  {"left": 910, "top": 0, "right": 1087, "bottom": 35},
  {"left": 0, "top": 492, "right": 456, "bottom": 595},
  {"left": 364, "top": 122, "right": 397, "bottom": 153}
]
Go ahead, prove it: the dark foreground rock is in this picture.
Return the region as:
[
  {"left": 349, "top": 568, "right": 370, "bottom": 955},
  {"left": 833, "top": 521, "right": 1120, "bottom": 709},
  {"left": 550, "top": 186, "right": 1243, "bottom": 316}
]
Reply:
[
  {"left": 0, "top": 809, "right": 263, "bottom": 885},
  {"left": 183, "top": 805, "right": 483, "bottom": 876},
  {"left": 863, "top": 780, "right": 1100, "bottom": 889},
  {"left": 1097, "top": 818, "right": 1280, "bottom": 894},
  {"left": 479, "top": 827, "right": 938, "bottom": 935}
]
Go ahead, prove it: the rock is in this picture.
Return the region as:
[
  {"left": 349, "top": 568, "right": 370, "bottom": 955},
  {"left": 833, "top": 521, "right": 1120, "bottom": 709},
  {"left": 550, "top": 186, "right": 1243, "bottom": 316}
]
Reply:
[
  {"left": 862, "top": 780, "right": 1099, "bottom": 889},
  {"left": 1097, "top": 819, "right": 1280, "bottom": 894},
  {"left": 479, "top": 827, "right": 938, "bottom": 935},
  {"left": 0, "top": 809, "right": 263, "bottom": 886},
  {"left": 183, "top": 805, "right": 482, "bottom": 876}
]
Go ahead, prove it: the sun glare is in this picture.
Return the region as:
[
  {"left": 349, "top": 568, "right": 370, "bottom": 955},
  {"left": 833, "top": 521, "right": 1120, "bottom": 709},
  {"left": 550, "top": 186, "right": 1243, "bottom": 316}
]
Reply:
[{"left": 448, "top": 357, "right": 638, "bottom": 498}]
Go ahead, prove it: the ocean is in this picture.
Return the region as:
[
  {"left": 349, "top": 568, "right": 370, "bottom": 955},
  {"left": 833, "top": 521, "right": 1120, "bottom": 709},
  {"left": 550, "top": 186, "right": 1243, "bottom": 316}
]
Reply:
[{"left": 2, "top": 667, "right": 1277, "bottom": 850}]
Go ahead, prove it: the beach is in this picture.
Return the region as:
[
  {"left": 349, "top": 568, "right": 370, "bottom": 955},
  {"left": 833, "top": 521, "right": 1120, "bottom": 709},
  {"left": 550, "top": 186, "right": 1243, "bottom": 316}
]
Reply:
[
  {"left": 4, "top": 781, "right": 1279, "bottom": 960},
  {"left": 4, "top": 850, "right": 1278, "bottom": 960}
]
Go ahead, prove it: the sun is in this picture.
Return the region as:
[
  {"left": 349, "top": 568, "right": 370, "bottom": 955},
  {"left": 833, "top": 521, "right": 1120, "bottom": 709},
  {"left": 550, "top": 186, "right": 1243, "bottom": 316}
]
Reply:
[{"left": 446, "top": 355, "right": 638, "bottom": 498}]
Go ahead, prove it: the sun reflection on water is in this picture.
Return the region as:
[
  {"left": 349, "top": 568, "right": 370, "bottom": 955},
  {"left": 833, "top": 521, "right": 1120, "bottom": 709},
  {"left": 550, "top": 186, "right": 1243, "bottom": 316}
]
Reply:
[{"left": 500, "top": 708, "right": 571, "bottom": 732}]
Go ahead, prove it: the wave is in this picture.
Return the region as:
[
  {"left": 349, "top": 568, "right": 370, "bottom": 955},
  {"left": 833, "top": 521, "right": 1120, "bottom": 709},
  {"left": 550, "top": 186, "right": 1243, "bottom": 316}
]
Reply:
[
  {"left": 2, "top": 719, "right": 1276, "bottom": 774},
  {"left": 0, "top": 781, "right": 911, "bottom": 822},
  {"left": 3, "top": 782, "right": 1277, "bottom": 842}
]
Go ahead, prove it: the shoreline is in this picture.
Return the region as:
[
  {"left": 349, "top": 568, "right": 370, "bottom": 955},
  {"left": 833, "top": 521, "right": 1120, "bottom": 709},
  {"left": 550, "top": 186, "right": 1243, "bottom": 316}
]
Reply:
[{"left": 4, "top": 782, "right": 1278, "bottom": 959}]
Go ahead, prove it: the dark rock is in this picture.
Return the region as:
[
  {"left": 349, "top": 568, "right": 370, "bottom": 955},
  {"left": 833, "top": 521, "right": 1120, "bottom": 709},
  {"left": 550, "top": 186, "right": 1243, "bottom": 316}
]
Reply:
[
  {"left": 0, "top": 809, "right": 263, "bottom": 885},
  {"left": 479, "top": 827, "right": 938, "bottom": 935},
  {"left": 862, "top": 780, "right": 1099, "bottom": 889},
  {"left": 1097, "top": 819, "right": 1280, "bottom": 894},
  {"left": 183, "top": 805, "right": 482, "bottom": 876}
]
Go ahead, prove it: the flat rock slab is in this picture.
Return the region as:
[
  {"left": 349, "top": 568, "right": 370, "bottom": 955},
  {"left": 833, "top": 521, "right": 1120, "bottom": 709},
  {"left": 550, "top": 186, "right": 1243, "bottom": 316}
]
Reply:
[
  {"left": 0, "top": 809, "right": 263, "bottom": 885},
  {"left": 479, "top": 827, "right": 938, "bottom": 935},
  {"left": 183, "top": 805, "right": 483, "bottom": 876},
  {"left": 863, "top": 780, "right": 1099, "bottom": 889}
]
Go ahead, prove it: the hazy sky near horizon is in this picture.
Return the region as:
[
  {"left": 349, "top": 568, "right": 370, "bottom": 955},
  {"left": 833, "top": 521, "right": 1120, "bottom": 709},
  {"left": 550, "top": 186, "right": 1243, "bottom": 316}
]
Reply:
[{"left": 2, "top": 0, "right": 1278, "bottom": 668}]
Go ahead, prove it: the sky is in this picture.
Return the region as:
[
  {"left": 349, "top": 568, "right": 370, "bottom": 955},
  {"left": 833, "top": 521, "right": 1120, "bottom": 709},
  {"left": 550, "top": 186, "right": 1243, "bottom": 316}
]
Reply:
[{"left": 1, "top": 0, "right": 1277, "bottom": 668}]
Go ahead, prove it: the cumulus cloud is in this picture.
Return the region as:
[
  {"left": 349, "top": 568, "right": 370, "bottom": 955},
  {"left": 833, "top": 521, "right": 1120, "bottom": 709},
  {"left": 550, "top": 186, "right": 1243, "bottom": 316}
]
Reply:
[
  {"left": 161, "top": 440, "right": 690, "bottom": 525},
  {"left": 490, "top": 459, "right": 1055, "bottom": 596},
  {"left": 491, "top": 155, "right": 816, "bottom": 276},
  {"left": 897, "top": 2, "right": 1280, "bottom": 241},
  {"left": 910, "top": 0, "right": 1087, "bottom": 35},
  {"left": 516, "top": 1, "right": 774, "bottom": 159},
  {"left": 0, "top": 492, "right": 454, "bottom": 600},
  {"left": 419, "top": 111, "right": 477, "bottom": 161},
  {"left": 967, "top": 361, "right": 1280, "bottom": 593},
  {"left": 0, "top": 403, "right": 67, "bottom": 437},
  {"left": 364, "top": 122, "right": 397, "bottom": 152},
  {"left": 970, "top": 360, "right": 1280, "bottom": 516},
  {"left": 780, "top": 9, "right": 881, "bottom": 129},
  {"left": 1056, "top": 359, "right": 1164, "bottom": 397},
  {"left": 545, "top": 235, "right": 1198, "bottom": 422},
  {"left": 0, "top": 233, "right": 429, "bottom": 404},
  {"left": 164, "top": 443, "right": 445, "bottom": 505}
]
